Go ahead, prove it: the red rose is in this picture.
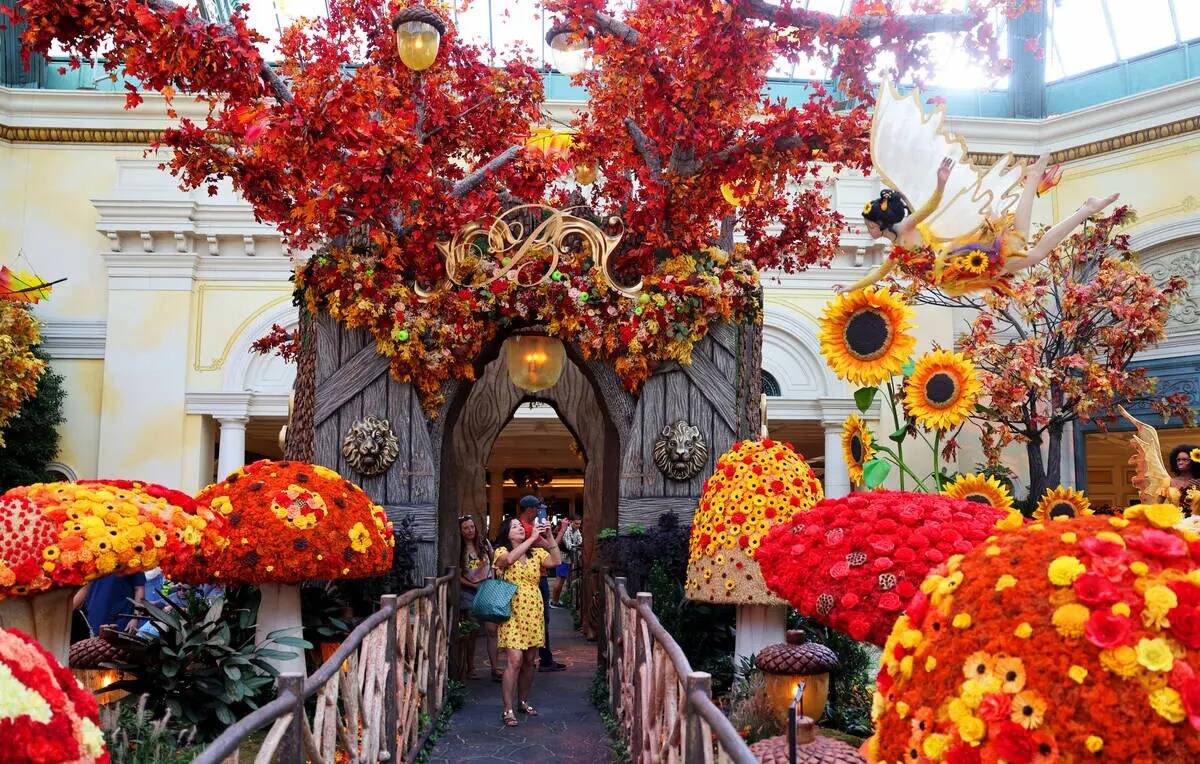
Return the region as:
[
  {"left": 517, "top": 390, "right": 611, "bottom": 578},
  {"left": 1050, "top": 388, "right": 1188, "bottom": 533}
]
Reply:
[
  {"left": 978, "top": 692, "right": 1011, "bottom": 723},
  {"left": 1170, "top": 580, "right": 1200, "bottom": 607},
  {"left": 896, "top": 580, "right": 916, "bottom": 598},
  {"left": 730, "top": 512, "right": 746, "bottom": 525},
  {"left": 871, "top": 538, "right": 895, "bottom": 555},
  {"left": 1074, "top": 571, "right": 1119, "bottom": 605},
  {"left": 829, "top": 561, "right": 850, "bottom": 579},
  {"left": 738, "top": 535, "right": 749, "bottom": 548},
  {"left": 771, "top": 480, "right": 784, "bottom": 493},
  {"left": 993, "top": 721, "right": 1036, "bottom": 764},
  {"left": 873, "top": 556, "right": 893, "bottom": 571},
  {"left": 894, "top": 547, "right": 916, "bottom": 564},
  {"left": 1178, "top": 673, "right": 1200, "bottom": 730},
  {"left": 946, "top": 743, "right": 982, "bottom": 764},
  {"left": 879, "top": 592, "right": 902, "bottom": 611},
  {"left": 847, "top": 617, "right": 871, "bottom": 641},
  {"left": 1084, "top": 610, "right": 1133, "bottom": 649},
  {"left": 923, "top": 548, "right": 945, "bottom": 564},
  {"left": 1169, "top": 605, "right": 1200, "bottom": 649}
]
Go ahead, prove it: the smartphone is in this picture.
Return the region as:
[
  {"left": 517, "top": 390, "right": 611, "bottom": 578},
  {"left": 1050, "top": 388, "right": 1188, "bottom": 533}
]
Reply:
[{"left": 537, "top": 506, "right": 548, "bottom": 523}]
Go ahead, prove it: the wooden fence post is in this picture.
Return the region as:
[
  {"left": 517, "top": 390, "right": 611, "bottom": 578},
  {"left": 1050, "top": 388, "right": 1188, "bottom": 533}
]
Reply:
[
  {"left": 684, "top": 672, "right": 712, "bottom": 764},
  {"left": 632, "top": 592, "right": 653, "bottom": 762},
  {"left": 381, "top": 594, "right": 399, "bottom": 763},
  {"left": 424, "top": 575, "right": 440, "bottom": 720},
  {"left": 277, "top": 673, "right": 305, "bottom": 764},
  {"left": 611, "top": 577, "right": 627, "bottom": 716}
]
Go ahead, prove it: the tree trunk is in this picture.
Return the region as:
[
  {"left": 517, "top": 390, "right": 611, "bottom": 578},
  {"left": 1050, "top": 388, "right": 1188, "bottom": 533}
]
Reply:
[
  {"left": 1046, "top": 421, "right": 1064, "bottom": 489},
  {"left": 1026, "top": 435, "right": 1047, "bottom": 508}
]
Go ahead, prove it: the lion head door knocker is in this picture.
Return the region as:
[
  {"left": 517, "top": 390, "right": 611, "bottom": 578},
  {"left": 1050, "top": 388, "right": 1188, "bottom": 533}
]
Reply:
[
  {"left": 342, "top": 416, "right": 400, "bottom": 477},
  {"left": 653, "top": 420, "right": 709, "bottom": 482}
]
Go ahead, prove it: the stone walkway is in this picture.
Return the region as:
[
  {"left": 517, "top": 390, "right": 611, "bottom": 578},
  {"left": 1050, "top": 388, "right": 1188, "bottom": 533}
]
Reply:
[{"left": 426, "top": 606, "right": 612, "bottom": 764}]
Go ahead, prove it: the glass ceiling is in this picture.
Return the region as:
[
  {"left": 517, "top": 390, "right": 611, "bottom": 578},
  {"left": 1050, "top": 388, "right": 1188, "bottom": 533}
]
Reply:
[{"left": 1046, "top": 0, "right": 1200, "bottom": 81}]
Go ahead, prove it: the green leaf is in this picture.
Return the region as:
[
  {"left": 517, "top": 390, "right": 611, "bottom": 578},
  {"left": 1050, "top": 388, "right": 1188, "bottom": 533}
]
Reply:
[
  {"left": 901, "top": 358, "right": 916, "bottom": 377},
  {"left": 269, "top": 635, "right": 314, "bottom": 649},
  {"left": 889, "top": 427, "right": 907, "bottom": 443},
  {"left": 854, "top": 386, "right": 878, "bottom": 413},
  {"left": 862, "top": 459, "right": 892, "bottom": 489}
]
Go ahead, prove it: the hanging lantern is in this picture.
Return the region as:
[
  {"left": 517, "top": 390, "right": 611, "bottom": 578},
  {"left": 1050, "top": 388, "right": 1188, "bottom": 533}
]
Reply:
[
  {"left": 721, "top": 179, "right": 760, "bottom": 207},
  {"left": 392, "top": 6, "right": 446, "bottom": 72},
  {"left": 546, "top": 23, "right": 591, "bottom": 77},
  {"left": 505, "top": 335, "right": 566, "bottom": 393}
]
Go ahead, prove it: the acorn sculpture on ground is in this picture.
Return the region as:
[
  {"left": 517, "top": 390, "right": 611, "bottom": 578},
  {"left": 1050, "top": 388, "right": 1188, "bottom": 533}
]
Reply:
[
  {"left": 166, "top": 459, "right": 395, "bottom": 675},
  {"left": 0, "top": 480, "right": 218, "bottom": 663},
  {"left": 685, "top": 431, "right": 824, "bottom": 663}
]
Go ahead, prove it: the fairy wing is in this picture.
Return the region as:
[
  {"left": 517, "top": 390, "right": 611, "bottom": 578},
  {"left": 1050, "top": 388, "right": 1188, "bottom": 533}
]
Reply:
[
  {"left": 1117, "top": 405, "right": 1173, "bottom": 503},
  {"left": 870, "top": 81, "right": 1023, "bottom": 241}
]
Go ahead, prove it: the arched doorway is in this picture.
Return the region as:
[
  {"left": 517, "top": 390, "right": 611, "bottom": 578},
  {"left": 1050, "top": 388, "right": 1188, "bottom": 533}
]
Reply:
[{"left": 437, "top": 334, "right": 621, "bottom": 636}]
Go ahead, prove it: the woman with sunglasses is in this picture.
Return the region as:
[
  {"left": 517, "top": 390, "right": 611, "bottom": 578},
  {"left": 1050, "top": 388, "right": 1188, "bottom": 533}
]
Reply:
[{"left": 458, "top": 515, "right": 500, "bottom": 681}]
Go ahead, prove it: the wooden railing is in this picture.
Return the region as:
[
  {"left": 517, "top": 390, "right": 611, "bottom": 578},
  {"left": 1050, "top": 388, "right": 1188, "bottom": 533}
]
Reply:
[
  {"left": 600, "top": 575, "right": 757, "bottom": 764},
  {"left": 195, "top": 570, "right": 457, "bottom": 764}
]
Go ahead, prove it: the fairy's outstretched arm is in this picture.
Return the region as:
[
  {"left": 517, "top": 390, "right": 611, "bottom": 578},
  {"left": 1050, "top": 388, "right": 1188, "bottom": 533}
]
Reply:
[
  {"left": 839, "top": 259, "right": 897, "bottom": 293},
  {"left": 899, "top": 157, "right": 953, "bottom": 232}
]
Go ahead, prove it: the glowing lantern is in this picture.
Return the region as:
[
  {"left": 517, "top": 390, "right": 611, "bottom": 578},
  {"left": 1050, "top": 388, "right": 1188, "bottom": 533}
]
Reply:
[
  {"left": 756, "top": 632, "right": 839, "bottom": 727},
  {"left": 526, "top": 127, "right": 576, "bottom": 163},
  {"left": 721, "top": 180, "right": 760, "bottom": 207},
  {"left": 546, "top": 24, "right": 590, "bottom": 76},
  {"left": 574, "top": 163, "right": 598, "bottom": 185},
  {"left": 392, "top": 6, "right": 446, "bottom": 72},
  {"left": 505, "top": 335, "right": 565, "bottom": 393}
]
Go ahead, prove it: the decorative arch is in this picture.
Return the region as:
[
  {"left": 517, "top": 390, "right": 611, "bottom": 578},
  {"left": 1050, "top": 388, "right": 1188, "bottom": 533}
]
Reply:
[
  {"left": 761, "top": 303, "right": 838, "bottom": 400},
  {"left": 222, "top": 300, "right": 300, "bottom": 395}
]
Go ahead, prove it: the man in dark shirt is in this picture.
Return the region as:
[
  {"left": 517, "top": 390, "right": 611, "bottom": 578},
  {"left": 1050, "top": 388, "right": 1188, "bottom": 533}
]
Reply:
[
  {"left": 74, "top": 572, "right": 146, "bottom": 636},
  {"left": 518, "top": 495, "right": 567, "bottom": 672}
]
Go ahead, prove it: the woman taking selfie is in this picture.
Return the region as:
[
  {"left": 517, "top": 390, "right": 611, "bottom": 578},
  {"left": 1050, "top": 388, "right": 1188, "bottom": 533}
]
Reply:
[
  {"left": 492, "top": 515, "right": 561, "bottom": 727},
  {"left": 458, "top": 515, "right": 500, "bottom": 681}
]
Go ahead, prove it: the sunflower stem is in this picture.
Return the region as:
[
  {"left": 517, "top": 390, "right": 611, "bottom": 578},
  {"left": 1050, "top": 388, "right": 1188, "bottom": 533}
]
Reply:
[
  {"left": 933, "top": 430, "right": 942, "bottom": 491},
  {"left": 872, "top": 444, "right": 931, "bottom": 491},
  {"left": 886, "top": 379, "right": 907, "bottom": 490}
]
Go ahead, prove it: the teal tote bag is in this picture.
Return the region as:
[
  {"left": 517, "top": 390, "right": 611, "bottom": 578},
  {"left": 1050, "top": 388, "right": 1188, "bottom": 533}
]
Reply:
[{"left": 470, "top": 576, "right": 517, "bottom": 623}]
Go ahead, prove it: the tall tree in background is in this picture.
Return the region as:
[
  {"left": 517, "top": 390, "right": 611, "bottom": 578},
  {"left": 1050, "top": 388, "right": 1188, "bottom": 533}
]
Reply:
[
  {"left": 0, "top": 300, "right": 45, "bottom": 448},
  {"left": 0, "top": 346, "right": 65, "bottom": 491},
  {"left": 916, "top": 207, "right": 1194, "bottom": 503}
]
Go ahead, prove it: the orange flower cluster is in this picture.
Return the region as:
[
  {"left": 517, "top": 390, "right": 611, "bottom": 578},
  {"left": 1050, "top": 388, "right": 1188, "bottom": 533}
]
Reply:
[
  {"left": 168, "top": 460, "right": 394, "bottom": 585},
  {"left": 0, "top": 481, "right": 216, "bottom": 599},
  {"left": 869, "top": 508, "right": 1200, "bottom": 764},
  {"left": 685, "top": 439, "right": 822, "bottom": 603}
]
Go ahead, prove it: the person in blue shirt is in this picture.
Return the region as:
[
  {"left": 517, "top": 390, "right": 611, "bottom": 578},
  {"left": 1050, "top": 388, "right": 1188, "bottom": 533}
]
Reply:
[{"left": 73, "top": 572, "right": 146, "bottom": 636}]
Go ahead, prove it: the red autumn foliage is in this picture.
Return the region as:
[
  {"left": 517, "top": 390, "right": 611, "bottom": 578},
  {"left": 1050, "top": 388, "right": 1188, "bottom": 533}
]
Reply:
[{"left": 755, "top": 490, "right": 1007, "bottom": 645}]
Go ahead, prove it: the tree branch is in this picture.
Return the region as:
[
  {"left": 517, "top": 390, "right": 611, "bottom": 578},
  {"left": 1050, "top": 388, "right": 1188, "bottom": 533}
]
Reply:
[
  {"left": 147, "top": 0, "right": 293, "bottom": 104},
  {"left": 741, "top": 0, "right": 981, "bottom": 36},
  {"left": 624, "top": 118, "right": 666, "bottom": 183},
  {"left": 450, "top": 146, "right": 521, "bottom": 199}
]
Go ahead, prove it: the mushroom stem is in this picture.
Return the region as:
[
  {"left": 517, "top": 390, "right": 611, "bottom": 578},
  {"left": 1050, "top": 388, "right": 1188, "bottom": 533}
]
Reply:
[
  {"left": 0, "top": 587, "right": 78, "bottom": 664},
  {"left": 734, "top": 603, "right": 786, "bottom": 673},
  {"left": 257, "top": 582, "right": 306, "bottom": 676}
]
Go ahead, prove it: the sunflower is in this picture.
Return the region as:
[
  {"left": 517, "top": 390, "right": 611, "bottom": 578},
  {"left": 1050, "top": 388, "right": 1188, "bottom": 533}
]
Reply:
[
  {"left": 942, "top": 473, "right": 1014, "bottom": 512},
  {"left": 842, "top": 415, "right": 875, "bottom": 486},
  {"left": 818, "top": 286, "right": 916, "bottom": 386},
  {"left": 903, "top": 350, "right": 981, "bottom": 431},
  {"left": 1032, "top": 486, "right": 1092, "bottom": 522},
  {"left": 1191, "top": 447, "right": 1200, "bottom": 463},
  {"left": 953, "top": 251, "right": 990, "bottom": 275}
]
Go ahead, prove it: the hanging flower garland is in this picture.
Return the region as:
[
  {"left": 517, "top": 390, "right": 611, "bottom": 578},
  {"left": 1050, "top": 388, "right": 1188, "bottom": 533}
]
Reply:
[
  {"left": 169, "top": 459, "right": 394, "bottom": 585},
  {"left": 0, "top": 628, "right": 108, "bottom": 763},
  {"left": 755, "top": 491, "right": 1017, "bottom": 645},
  {"left": 300, "top": 240, "right": 760, "bottom": 412},
  {"left": 867, "top": 507, "right": 1200, "bottom": 763}
]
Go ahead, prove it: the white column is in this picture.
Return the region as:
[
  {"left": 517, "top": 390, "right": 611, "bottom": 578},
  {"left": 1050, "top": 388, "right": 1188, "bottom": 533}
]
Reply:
[
  {"left": 822, "top": 422, "right": 852, "bottom": 499},
  {"left": 216, "top": 416, "right": 248, "bottom": 480}
]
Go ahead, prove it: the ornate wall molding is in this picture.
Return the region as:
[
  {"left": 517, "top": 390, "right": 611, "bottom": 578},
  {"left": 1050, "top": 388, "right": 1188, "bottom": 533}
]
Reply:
[
  {"left": 38, "top": 319, "right": 106, "bottom": 359},
  {"left": 0, "top": 124, "right": 163, "bottom": 144}
]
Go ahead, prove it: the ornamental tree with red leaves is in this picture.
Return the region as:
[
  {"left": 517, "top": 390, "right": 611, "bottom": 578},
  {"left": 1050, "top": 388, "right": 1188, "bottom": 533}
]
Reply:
[{"left": 755, "top": 490, "right": 1010, "bottom": 645}]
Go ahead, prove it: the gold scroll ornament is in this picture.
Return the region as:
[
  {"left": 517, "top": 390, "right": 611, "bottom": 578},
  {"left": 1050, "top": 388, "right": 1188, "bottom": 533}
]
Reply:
[{"left": 416, "top": 204, "right": 641, "bottom": 300}]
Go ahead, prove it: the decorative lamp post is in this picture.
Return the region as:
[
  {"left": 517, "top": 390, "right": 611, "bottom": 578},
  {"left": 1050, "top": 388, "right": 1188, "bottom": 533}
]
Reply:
[
  {"left": 546, "top": 23, "right": 591, "bottom": 76},
  {"left": 505, "top": 335, "right": 566, "bottom": 393},
  {"left": 393, "top": 6, "right": 446, "bottom": 71},
  {"left": 755, "top": 631, "right": 839, "bottom": 728}
]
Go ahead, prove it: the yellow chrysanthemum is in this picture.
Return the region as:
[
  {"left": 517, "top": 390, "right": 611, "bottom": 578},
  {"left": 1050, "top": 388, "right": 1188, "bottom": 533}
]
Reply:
[
  {"left": 903, "top": 350, "right": 981, "bottom": 431},
  {"left": 1125, "top": 502, "right": 1183, "bottom": 529},
  {"left": 942, "top": 473, "right": 1014, "bottom": 512},
  {"left": 842, "top": 414, "right": 875, "bottom": 485},
  {"left": 1032, "top": 486, "right": 1092, "bottom": 522},
  {"left": 818, "top": 286, "right": 916, "bottom": 385}
]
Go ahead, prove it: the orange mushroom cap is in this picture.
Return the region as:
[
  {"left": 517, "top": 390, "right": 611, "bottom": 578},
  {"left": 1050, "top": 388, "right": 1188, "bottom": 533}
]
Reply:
[{"left": 167, "top": 459, "right": 395, "bottom": 585}]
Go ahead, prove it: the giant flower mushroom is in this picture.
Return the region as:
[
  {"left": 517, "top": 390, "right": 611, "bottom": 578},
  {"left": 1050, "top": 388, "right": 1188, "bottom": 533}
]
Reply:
[
  {"left": 755, "top": 491, "right": 1018, "bottom": 646},
  {"left": 0, "top": 480, "right": 217, "bottom": 663},
  {"left": 166, "top": 459, "right": 394, "bottom": 675},
  {"left": 685, "top": 438, "right": 823, "bottom": 663},
  {"left": 0, "top": 627, "right": 109, "bottom": 763}
]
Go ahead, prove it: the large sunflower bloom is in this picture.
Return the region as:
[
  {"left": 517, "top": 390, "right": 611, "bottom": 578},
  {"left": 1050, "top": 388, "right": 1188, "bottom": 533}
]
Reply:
[
  {"left": 943, "top": 473, "right": 1014, "bottom": 512},
  {"left": 903, "top": 350, "right": 982, "bottom": 431},
  {"left": 1033, "top": 486, "right": 1092, "bottom": 522},
  {"left": 818, "top": 287, "right": 916, "bottom": 386},
  {"left": 842, "top": 415, "right": 875, "bottom": 486}
]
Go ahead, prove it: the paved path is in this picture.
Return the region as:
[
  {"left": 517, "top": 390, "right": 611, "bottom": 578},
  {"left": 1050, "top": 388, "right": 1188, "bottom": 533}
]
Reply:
[{"left": 426, "top": 606, "right": 612, "bottom": 764}]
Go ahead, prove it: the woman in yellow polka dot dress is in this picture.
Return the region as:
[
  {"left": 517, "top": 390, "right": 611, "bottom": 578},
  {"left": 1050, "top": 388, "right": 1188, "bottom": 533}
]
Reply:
[{"left": 493, "top": 516, "right": 561, "bottom": 727}]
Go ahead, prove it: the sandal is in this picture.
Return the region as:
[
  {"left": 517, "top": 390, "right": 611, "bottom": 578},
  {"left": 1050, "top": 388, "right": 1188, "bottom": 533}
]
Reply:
[
  {"left": 518, "top": 702, "right": 538, "bottom": 716},
  {"left": 491, "top": 669, "right": 503, "bottom": 683},
  {"left": 502, "top": 710, "right": 519, "bottom": 727}
]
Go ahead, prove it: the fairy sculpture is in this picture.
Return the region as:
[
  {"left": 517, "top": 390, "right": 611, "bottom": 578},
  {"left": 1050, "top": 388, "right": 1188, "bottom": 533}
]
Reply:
[{"left": 845, "top": 82, "right": 1119, "bottom": 295}]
